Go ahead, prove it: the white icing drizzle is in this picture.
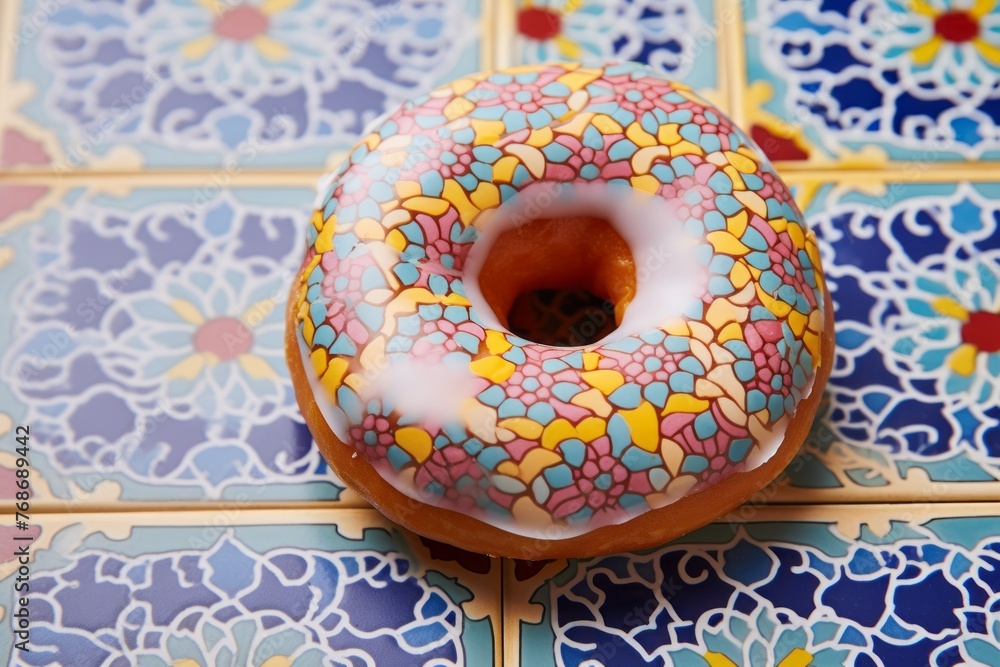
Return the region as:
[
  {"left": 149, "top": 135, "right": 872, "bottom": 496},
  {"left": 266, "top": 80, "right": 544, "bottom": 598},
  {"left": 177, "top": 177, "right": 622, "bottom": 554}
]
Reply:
[
  {"left": 299, "top": 334, "right": 350, "bottom": 442},
  {"left": 298, "top": 179, "right": 822, "bottom": 541},
  {"left": 462, "top": 181, "right": 706, "bottom": 348}
]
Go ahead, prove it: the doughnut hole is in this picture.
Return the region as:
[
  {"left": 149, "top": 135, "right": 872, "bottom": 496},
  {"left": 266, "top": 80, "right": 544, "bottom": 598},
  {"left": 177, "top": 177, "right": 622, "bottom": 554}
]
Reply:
[{"left": 477, "top": 216, "right": 636, "bottom": 347}]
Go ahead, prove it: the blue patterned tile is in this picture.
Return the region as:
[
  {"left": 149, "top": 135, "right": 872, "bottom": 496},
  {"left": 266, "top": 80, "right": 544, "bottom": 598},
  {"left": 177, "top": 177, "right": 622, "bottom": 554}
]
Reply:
[
  {"left": 776, "top": 181, "right": 1000, "bottom": 497},
  {"left": 0, "top": 510, "right": 500, "bottom": 664},
  {"left": 745, "top": 0, "right": 1000, "bottom": 164},
  {"left": 0, "top": 184, "right": 352, "bottom": 505},
  {"left": 505, "top": 506, "right": 1000, "bottom": 666},
  {"left": 3, "top": 0, "right": 482, "bottom": 170},
  {"left": 511, "top": 0, "right": 720, "bottom": 93}
]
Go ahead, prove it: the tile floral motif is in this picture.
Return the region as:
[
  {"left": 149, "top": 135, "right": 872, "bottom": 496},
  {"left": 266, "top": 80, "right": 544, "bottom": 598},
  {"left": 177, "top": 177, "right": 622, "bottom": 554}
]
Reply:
[
  {"left": 0, "top": 510, "right": 500, "bottom": 665},
  {"left": 0, "top": 185, "right": 353, "bottom": 505},
  {"left": 512, "top": 0, "right": 719, "bottom": 92},
  {"left": 777, "top": 181, "right": 1000, "bottom": 496},
  {"left": 4, "top": 0, "right": 481, "bottom": 169},
  {"left": 505, "top": 506, "right": 1000, "bottom": 667},
  {"left": 745, "top": 0, "right": 1000, "bottom": 163}
]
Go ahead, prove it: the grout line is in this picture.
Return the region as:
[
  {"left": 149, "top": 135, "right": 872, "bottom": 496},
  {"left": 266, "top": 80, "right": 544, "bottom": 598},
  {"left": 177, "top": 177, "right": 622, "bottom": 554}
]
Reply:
[
  {"left": 499, "top": 558, "right": 507, "bottom": 667},
  {"left": 26, "top": 498, "right": 369, "bottom": 516},
  {"left": 3, "top": 163, "right": 1000, "bottom": 186},
  {"left": 25, "top": 490, "right": 1000, "bottom": 518},
  {"left": 0, "top": 168, "right": 328, "bottom": 185},
  {"left": 17, "top": 501, "right": 1000, "bottom": 541},
  {"left": 480, "top": 0, "right": 496, "bottom": 72},
  {"left": 712, "top": 0, "right": 729, "bottom": 120},
  {"left": 43, "top": 495, "right": 1000, "bottom": 524},
  {"left": 0, "top": 0, "right": 19, "bottom": 133},
  {"left": 9, "top": 506, "right": 385, "bottom": 525},
  {"left": 772, "top": 482, "right": 1000, "bottom": 504},
  {"left": 775, "top": 163, "right": 1000, "bottom": 182},
  {"left": 493, "top": 0, "right": 516, "bottom": 69},
  {"left": 717, "top": 0, "right": 747, "bottom": 129}
]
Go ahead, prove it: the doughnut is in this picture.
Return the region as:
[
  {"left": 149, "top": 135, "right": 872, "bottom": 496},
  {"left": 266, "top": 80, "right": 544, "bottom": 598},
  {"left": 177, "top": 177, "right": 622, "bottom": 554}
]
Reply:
[{"left": 287, "top": 62, "right": 833, "bottom": 559}]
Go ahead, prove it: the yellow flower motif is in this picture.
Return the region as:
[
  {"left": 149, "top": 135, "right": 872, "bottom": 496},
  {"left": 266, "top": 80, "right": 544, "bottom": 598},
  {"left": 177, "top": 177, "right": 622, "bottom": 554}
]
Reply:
[
  {"left": 166, "top": 296, "right": 279, "bottom": 382},
  {"left": 181, "top": 0, "right": 295, "bottom": 62},
  {"left": 909, "top": 0, "right": 1000, "bottom": 66},
  {"left": 517, "top": 0, "right": 586, "bottom": 59},
  {"left": 704, "top": 647, "right": 814, "bottom": 667},
  {"left": 931, "top": 296, "right": 1000, "bottom": 376}
]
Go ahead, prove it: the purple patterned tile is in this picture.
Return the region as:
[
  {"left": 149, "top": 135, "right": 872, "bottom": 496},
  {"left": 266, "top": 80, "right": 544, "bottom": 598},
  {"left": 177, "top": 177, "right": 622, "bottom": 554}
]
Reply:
[
  {"left": 0, "top": 184, "right": 352, "bottom": 506},
  {"left": 3, "top": 0, "right": 483, "bottom": 170},
  {"left": 0, "top": 509, "right": 500, "bottom": 664}
]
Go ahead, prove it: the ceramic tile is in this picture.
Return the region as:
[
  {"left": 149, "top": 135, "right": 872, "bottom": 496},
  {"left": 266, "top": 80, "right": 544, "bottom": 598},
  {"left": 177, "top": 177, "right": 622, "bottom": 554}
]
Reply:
[
  {"left": 508, "top": 0, "right": 722, "bottom": 100},
  {"left": 0, "top": 3, "right": 997, "bottom": 663},
  {"left": 743, "top": 0, "right": 1000, "bottom": 166},
  {"left": 0, "top": 0, "right": 482, "bottom": 172},
  {"left": 767, "top": 180, "right": 1000, "bottom": 501},
  {"left": 0, "top": 183, "right": 359, "bottom": 508},
  {"left": 504, "top": 503, "right": 1000, "bottom": 667},
  {"left": 0, "top": 509, "right": 501, "bottom": 665}
]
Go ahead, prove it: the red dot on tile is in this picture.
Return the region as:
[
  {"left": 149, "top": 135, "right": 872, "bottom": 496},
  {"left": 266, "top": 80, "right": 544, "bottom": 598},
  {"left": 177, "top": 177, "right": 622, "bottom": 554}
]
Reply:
[
  {"left": 214, "top": 5, "right": 270, "bottom": 41},
  {"left": 750, "top": 124, "right": 809, "bottom": 161},
  {"left": 935, "top": 11, "right": 979, "bottom": 43},
  {"left": 194, "top": 317, "right": 253, "bottom": 360},
  {"left": 961, "top": 311, "right": 1000, "bottom": 354},
  {"left": 517, "top": 7, "right": 562, "bottom": 40}
]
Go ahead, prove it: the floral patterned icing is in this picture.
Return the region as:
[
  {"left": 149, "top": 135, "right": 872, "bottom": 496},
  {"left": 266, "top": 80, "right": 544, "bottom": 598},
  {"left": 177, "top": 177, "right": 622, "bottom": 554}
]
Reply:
[{"left": 293, "top": 62, "right": 826, "bottom": 538}]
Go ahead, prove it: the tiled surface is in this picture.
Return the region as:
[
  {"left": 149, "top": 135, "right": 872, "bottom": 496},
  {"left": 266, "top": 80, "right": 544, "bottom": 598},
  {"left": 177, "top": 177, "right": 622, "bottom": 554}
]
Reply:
[
  {"left": 744, "top": 0, "right": 1000, "bottom": 166},
  {"left": 0, "top": 184, "right": 355, "bottom": 508},
  {"left": 773, "top": 179, "right": 1000, "bottom": 501},
  {"left": 509, "top": 0, "right": 721, "bottom": 97},
  {"left": 504, "top": 504, "right": 1000, "bottom": 666},
  {"left": 0, "top": 0, "right": 483, "bottom": 171},
  {"left": 0, "top": 510, "right": 502, "bottom": 665},
  {"left": 2, "top": 0, "right": 1000, "bottom": 663}
]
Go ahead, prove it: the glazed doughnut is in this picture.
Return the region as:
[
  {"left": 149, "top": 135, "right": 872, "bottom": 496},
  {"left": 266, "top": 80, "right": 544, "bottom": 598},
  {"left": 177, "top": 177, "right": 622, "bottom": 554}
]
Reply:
[{"left": 287, "top": 62, "right": 833, "bottom": 558}]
